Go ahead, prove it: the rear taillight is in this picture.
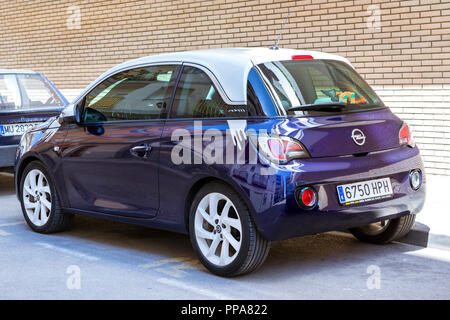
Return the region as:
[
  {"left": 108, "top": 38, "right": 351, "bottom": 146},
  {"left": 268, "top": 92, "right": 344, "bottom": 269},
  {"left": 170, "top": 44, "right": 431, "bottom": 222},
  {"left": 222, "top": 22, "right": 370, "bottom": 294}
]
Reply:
[
  {"left": 399, "top": 122, "right": 415, "bottom": 147},
  {"left": 258, "top": 135, "right": 309, "bottom": 164}
]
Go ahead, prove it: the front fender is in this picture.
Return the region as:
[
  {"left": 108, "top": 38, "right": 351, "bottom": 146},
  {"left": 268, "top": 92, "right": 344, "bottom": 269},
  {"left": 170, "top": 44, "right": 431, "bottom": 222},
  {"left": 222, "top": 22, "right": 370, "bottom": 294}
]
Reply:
[{"left": 14, "top": 120, "right": 67, "bottom": 201}]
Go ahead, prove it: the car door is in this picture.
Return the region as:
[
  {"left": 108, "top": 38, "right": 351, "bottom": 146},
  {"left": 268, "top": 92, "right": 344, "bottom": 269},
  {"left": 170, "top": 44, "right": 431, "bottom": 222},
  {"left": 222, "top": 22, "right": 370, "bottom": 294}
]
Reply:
[
  {"left": 60, "top": 64, "right": 180, "bottom": 218},
  {"left": 159, "top": 65, "right": 250, "bottom": 222}
]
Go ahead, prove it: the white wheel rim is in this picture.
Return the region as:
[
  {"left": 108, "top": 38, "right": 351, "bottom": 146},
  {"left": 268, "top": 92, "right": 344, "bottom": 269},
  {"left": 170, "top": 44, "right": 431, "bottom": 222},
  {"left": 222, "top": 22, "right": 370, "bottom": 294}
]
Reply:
[
  {"left": 23, "top": 169, "right": 52, "bottom": 227},
  {"left": 194, "top": 193, "right": 242, "bottom": 266}
]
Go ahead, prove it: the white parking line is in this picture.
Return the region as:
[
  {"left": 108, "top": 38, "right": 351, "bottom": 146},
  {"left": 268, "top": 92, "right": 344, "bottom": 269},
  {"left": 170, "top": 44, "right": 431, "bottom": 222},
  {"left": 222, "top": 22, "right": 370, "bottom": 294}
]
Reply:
[
  {"left": 0, "top": 230, "right": 11, "bottom": 236},
  {"left": 0, "top": 221, "right": 25, "bottom": 227},
  {"left": 157, "top": 277, "right": 235, "bottom": 300},
  {"left": 36, "top": 242, "right": 100, "bottom": 261}
]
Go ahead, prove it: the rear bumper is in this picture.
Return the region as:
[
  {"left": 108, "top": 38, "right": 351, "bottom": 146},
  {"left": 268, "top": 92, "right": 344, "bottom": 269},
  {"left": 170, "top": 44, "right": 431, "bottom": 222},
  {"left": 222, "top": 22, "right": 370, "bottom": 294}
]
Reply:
[
  {"left": 256, "top": 185, "right": 425, "bottom": 241},
  {"left": 241, "top": 146, "right": 426, "bottom": 241},
  {"left": 0, "top": 145, "right": 17, "bottom": 168}
]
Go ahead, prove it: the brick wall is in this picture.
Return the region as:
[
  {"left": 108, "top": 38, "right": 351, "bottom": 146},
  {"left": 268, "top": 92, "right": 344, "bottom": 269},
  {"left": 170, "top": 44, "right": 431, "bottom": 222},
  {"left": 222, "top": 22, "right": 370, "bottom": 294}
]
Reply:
[{"left": 0, "top": 0, "right": 449, "bottom": 174}]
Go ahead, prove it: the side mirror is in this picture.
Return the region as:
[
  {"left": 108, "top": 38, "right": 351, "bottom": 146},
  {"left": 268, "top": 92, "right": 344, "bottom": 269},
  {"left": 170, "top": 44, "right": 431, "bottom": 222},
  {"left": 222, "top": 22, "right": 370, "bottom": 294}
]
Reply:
[
  {"left": 58, "top": 100, "right": 84, "bottom": 125},
  {"left": 74, "top": 98, "right": 86, "bottom": 124},
  {"left": 75, "top": 102, "right": 83, "bottom": 124},
  {"left": 58, "top": 103, "right": 77, "bottom": 125}
]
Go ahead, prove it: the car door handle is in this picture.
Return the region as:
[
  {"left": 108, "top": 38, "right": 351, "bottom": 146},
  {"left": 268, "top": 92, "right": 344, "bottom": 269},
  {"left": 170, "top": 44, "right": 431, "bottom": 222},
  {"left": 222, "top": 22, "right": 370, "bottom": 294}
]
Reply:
[{"left": 130, "top": 144, "right": 152, "bottom": 158}]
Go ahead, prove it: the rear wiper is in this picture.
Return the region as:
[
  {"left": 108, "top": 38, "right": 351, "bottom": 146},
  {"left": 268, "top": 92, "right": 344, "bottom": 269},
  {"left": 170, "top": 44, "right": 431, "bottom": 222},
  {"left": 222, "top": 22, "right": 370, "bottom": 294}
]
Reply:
[{"left": 288, "top": 103, "right": 347, "bottom": 112}]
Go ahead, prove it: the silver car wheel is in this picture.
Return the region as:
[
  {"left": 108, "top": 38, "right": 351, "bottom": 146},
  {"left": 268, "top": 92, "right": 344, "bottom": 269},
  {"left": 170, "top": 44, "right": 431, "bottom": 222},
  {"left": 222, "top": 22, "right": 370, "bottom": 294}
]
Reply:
[
  {"left": 194, "top": 192, "right": 242, "bottom": 266},
  {"left": 22, "top": 169, "right": 52, "bottom": 227}
]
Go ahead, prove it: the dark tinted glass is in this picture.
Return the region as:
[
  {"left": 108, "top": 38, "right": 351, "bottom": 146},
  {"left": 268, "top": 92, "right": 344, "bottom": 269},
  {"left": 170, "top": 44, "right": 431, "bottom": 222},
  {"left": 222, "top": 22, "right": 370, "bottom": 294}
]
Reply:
[
  {"left": 247, "top": 81, "right": 264, "bottom": 116},
  {"left": 170, "top": 66, "right": 247, "bottom": 118},
  {"left": 258, "top": 60, "right": 384, "bottom": 115},
  {"left": 83, "top": 65, "right": 175, "bottom": 123}
]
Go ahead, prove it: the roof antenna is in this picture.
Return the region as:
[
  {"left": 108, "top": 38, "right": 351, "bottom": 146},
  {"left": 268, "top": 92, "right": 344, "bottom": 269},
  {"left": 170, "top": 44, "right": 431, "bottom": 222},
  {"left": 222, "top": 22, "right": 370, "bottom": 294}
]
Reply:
[{"left": 270, "top": 10, "right": 290, "bottom": 50}]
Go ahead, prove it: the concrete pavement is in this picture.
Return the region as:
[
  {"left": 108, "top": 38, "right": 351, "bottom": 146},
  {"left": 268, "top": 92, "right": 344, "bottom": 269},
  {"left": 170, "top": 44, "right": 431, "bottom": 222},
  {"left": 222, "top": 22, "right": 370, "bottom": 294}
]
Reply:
[{"left": 0, "top": 172, "right": 449, "bottom": 299}]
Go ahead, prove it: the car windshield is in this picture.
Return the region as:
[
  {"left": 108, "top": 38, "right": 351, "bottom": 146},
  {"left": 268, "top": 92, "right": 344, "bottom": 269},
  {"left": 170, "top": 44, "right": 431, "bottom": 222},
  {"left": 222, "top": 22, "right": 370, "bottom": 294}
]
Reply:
[
  {"left": 257, "top": 59, "right": 385, "bottom": 115},
  {"left": 0, "top": 73, "right": 64, "bottom": 111}
]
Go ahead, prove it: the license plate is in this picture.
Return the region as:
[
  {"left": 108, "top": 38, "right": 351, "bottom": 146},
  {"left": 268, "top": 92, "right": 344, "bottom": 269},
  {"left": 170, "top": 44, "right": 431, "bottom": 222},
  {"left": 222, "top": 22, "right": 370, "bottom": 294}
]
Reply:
[
  {"left": 0, "top": 123, "right": 41, "bottom": 136},
  {"left": 337, "top": 177, "right": 393, "bottom": 205}
]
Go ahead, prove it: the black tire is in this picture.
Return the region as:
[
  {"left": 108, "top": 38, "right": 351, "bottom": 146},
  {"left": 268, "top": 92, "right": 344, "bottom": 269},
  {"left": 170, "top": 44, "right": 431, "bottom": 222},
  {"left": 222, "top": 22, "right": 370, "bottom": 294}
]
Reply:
[
  {"left": 20, "top": 161, "right": 73, "bottom": 234},
  {"left": 349, "top": 214, "right": 416, "bottom": 244},
  {"left": 189, "top": 182, "right": 270, "bottom": 277}
]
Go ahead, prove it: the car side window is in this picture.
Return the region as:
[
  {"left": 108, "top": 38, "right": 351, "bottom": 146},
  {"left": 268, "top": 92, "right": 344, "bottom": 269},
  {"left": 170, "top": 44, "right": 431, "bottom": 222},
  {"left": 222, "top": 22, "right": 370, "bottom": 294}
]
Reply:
[
  {"left": 170, "top": 66, "right": 247, "bottom": 118},
  {"left": 247, "top": 81, "right": 264, "bottom": 116},
  {"left": 82, "top": 65, "right": 175, "bottom": 123},
  {"left": 17, "top": 74, "right": 65, "bottom": 109},
  {"left": 0, "top": 75, "right": 21, "bottom": 110}
]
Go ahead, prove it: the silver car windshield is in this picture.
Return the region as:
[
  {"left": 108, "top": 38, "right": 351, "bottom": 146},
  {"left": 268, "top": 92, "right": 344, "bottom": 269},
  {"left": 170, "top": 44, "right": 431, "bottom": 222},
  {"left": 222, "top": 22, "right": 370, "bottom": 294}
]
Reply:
[{"left": 0, "top": 74, "right": 64, "bottom": 111}]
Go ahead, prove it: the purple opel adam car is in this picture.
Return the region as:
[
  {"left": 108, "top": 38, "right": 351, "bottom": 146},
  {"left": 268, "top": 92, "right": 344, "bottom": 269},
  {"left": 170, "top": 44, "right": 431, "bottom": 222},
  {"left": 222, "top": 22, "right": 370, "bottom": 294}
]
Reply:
[
  {"left": 15, "top": 48, "right": 425, "bottom": 277},
  {"left": 1, "top": 69, "right": 67, "bottom": 169}
]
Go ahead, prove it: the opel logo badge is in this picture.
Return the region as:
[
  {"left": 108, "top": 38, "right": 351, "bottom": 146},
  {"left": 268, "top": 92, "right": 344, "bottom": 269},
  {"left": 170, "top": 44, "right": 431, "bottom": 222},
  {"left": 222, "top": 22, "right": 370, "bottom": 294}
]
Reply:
[{"left": 351, "top": 129, "right": 366, "bottom": 146}]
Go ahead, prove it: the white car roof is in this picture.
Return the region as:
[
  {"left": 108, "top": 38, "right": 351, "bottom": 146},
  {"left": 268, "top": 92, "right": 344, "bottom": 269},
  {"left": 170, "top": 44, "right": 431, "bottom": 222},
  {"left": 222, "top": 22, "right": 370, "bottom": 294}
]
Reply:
[
  {"left": 73, "top": 47, "right": 353, "bottom": 105},
  {"left": 0, "top": 69, "right": 38, "bottom": 75}
]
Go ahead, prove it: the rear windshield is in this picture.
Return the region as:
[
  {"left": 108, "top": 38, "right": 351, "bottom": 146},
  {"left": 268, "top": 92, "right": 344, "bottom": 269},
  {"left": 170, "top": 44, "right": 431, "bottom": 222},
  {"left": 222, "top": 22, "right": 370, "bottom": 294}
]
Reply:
[
  {"left": 257, "top": 59, "right": 384, "bottom": 115},
  {"left": 0, "top": 74, "right": 64, "bottom": 111}
]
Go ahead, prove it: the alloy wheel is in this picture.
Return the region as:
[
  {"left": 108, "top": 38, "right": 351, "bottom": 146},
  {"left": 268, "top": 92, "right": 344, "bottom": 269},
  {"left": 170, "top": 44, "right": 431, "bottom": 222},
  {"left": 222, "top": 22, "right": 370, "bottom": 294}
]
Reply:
[
  {"left": 194, "top": 192, "right": 242, "bottom": 266},
  {"left": 22, "top": 169, "right": 52, "bottom": 227}
]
